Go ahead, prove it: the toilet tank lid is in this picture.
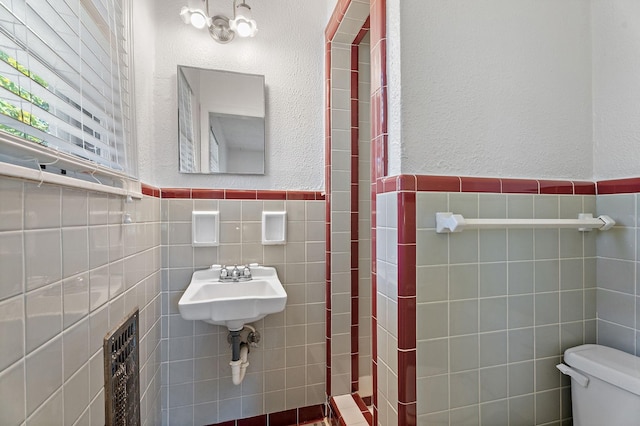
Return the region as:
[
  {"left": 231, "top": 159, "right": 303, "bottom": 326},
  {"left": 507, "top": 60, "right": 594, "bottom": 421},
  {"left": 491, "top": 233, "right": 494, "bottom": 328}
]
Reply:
[{"left": 564, "top": 344, "right": 640, "bottom": 396}]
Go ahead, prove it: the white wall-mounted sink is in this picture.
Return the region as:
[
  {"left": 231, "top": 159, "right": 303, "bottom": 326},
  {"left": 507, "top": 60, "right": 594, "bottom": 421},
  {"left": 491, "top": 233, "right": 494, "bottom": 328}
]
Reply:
[{"left": 178, "top": 265, "right": 287, "bottom": 331}]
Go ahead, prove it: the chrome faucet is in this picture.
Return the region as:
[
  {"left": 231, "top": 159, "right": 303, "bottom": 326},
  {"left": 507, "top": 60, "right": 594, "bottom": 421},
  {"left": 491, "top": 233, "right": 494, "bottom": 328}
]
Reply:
[
  {"left": 231, "top": 265, "right": 241, "bottom": 279},
  {"left": 219, "top": 264, "right": 252, "bottom": 282},
  {"left": 242, "top": 265, "right": 252, "bottom": 279}
]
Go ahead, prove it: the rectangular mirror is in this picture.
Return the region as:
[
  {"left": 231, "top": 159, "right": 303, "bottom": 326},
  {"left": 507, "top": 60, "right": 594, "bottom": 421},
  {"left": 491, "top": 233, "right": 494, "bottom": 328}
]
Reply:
[{"left": 177, "top": 66, "right": 265, "bottom": 174}]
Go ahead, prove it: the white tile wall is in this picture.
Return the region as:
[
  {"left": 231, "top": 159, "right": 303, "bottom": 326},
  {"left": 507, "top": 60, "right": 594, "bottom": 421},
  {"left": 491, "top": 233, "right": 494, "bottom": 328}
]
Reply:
[
  {"left": 375, "top": 192, "right": 399, "bottom": 426},
  {"left": 160, "top": 198, "right": 326, "bottom": 425},
  {"left": 595, "top": 194, "right": 640, "bottom": 355},
  {"left": 331, "top": 39, "right": 355, "bottom": 397},
  {"left": 0, "top": 176, "right": 163, "bottom": 426},
  {"left": 358, "top": 33, "right": 373, "bottom": 392},
  {"left": 416, "top": 192, "right": 597, "bottom": 425}
]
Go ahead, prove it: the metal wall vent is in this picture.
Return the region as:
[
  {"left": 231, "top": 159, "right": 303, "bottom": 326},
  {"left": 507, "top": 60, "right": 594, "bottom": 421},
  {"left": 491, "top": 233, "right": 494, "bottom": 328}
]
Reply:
[{"left": 104, "top": 309, "right": 140, "bottom": 426}]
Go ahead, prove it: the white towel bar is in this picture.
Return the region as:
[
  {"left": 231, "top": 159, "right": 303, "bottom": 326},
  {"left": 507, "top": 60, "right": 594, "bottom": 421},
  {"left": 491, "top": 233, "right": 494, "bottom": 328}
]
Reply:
[{"left": 435, "top": 212, "right": 615, "bottom": 233}]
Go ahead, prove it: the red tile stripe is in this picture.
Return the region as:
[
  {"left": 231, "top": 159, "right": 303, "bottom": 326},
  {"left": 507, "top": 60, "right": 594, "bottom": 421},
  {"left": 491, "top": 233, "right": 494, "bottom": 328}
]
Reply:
[
  {"left": 597, "top": 177, "right": 640, "bottom": 194},
  {"left": 327, "top": 0, "right": 377, "bottom": 399},
  {"left": 376, "top": 175, "right": 640, "bottom": 196},
  {"left": 141, "top": 183, "right": 160, "bottom": 197},
  {"left": 378, "top": 175, "right": 597, "bottom": 195},
  {"left": 325, "top": 0, "right": 351, "bottom": 41},
  {"left": 369, "top": 1, "right": 386, "bottom": 425},
  {"left": 353, "top": 17, "right": 371, "bottom": 45},
  {"left": 207, "top": 403, "right": 325, "bottom": 426},
  {"left": 329, "top": 395, "right": 373, "bottom": 426},
  {"left": 349, "top": 28, "right": 365, "bottom": 393},
  {"left": 396, "top": 191, "right": 417, "bottom": 425},
  {"left": 325, "top": 14, "right": 334, "bottom": 399},
  {"left": 141, "top": 176, "right": 640, "bottom": 203},
  {"left": 398, "top": 404, "right": 417, "bottom": 426},
  {"left": 157, "top": 188, "right": 325, "bottom": 200},
  {"left": 352, "top": 393, "right": 373, "bottom": 424}
]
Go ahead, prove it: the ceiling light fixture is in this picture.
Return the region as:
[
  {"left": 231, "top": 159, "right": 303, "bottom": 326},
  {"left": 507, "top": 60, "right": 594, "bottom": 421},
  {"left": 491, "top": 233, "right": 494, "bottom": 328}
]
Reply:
[
  {"left": 229, "top": 0, "right": 257, "bottom": 38},
  {"left": 179, "top": 0, "right": 257, "bottom": 44},
  {"left": 180, "top": 7, "right": 210, "bottom": 30},
  {"left": 209, "top": 15, "right": 235, "bottom": 44}
]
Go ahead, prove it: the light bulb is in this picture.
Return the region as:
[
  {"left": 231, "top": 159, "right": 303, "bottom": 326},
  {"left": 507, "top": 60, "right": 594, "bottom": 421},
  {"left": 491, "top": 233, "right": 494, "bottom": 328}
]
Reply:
[
  {"left": 235, "top": 21, "right": 252, "bottom": 37},
  {"left": 230, "top": 2, "right": 257, "bottom": 37},
  {"left": 189, "top": 9, "right": 209, "bottom": 29}
]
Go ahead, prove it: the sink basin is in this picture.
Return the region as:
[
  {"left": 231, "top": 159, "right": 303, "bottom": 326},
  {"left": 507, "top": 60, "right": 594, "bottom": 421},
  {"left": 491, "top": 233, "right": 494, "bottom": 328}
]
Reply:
[{"left": 178, "top": 265, "right": 287, "bottom": 331}]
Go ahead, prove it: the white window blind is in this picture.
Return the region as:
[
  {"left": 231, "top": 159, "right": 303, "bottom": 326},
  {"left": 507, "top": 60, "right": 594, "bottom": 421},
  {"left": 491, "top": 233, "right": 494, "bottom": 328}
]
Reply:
[
  {"left": 0, "top": 0, "right": 137, "bottom": 187},
  {"left": 177, "top": 67, "right": 195, "bottom": 173}
]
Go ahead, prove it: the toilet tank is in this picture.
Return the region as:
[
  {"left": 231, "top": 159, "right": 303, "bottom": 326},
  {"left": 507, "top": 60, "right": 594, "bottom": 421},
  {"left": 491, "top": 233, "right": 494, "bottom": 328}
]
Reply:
[{"left": 559, "top": 344, "right": 640, "bottom": 426}]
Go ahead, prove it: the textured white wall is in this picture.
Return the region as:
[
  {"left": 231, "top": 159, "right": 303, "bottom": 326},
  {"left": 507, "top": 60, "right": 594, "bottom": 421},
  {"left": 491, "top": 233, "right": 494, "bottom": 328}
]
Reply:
[
  {"left": 137, "top": 0, "right": 640, "bottom": 186},
  {"left": 592, "top": 0, "right": 640, "bottom": 180},
  {"left": 136, "top": 0, "right": 328, "bottom": 190},
  {"left": 133, "top": 0, "right": 156, "bottom": 180},
  {"left": 387, "top": 0, "right": 594, "bottom": 180}
]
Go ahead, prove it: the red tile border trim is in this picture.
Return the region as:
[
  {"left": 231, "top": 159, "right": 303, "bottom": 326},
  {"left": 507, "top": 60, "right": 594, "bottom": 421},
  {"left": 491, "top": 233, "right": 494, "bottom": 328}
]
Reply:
[
  {"left": 539, "top": 179, "right": 574, "bottom": 194},
  {"left": 350, "top": 40, "right": 360, "bottom": 393},
  {"left": 574, "top": 181, "right": 597, "bottom": 195},
  {"left": 501, "top": 178, "right": 539, "bottom": 194},
  {"left": 597, "top": 177, "right": 640, "bottom": 195},
  {"left": 326, "top": 0, "right": 377, "bottom": 399},
  {"left": 379, "top": 175, "right": 597, "bottom": 195},
  {"left": 460, "top": 176, "right": 501, "bottom": 193},
  {"left": 353, "top": 17, "right": 371, "bottom": 45},
  {"left": 369, "top": 1, "right": 386, "bottom": 424},
  {"left": 396, "top": 191, "right": 417, "bottom": 423},
  {"left": 377, "top": 175, "right": 640, "bottom": 195},
  {"left": 159, "top": 187, "right": 191, "bottom": 198},
  {"left": 206, "top": 404, "right": 326, "bottom": 426},
  {"left": 329, "top": 394, "right": 372, "bottom": 426},
  {"left": 155, "top": 188, "right": 325, "bottom": 200},
  {"left": 352, "top": 393, "right": 374, "bottom": 425},
  {"left": 398, "top": 403, "right": 417, "bottom": 426},
  {"left": 325, "top": 14, "right": 334, "bottom": 398},
  {"left": 416, "top": 175, "right": 461, "bottom": 192},
  {"left": 141, "top": 183, "right": 160, "bottom": 197},
  {"left": 325, "top": 0, "right": 351, "bottom": 41},
  {"left": 141, "top": 174, "right": 640, "bottom": 201}
]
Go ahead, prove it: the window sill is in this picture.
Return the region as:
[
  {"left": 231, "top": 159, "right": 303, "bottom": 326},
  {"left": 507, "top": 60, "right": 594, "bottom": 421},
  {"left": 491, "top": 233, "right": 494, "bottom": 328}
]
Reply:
[{"left": 0, "top": 132, "right": 141, "bottom": 198}]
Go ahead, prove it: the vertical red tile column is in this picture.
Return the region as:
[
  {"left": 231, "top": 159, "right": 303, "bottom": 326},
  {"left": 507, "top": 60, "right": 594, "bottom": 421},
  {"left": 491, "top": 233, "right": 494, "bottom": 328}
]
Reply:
[
  {"left": 327, "top": 0, "right": 379, "bottom": 405},
  {"left": 350, "top": 19, "right": 371, "bottom": 395},
  {"left": 324, "top": 36, "right": 333, "bottom": 397},
  {"left": 370, "top": 0, "right": 387, "bottom": 424},
  {"left": 397, "top": 189, "right": 417, "bottom": 426},
  {"left": 350, "top": 42, "right": 361, "bottom": 393},
  {"left": 325, "top": 0, "right": 352, "bottom": 399}
]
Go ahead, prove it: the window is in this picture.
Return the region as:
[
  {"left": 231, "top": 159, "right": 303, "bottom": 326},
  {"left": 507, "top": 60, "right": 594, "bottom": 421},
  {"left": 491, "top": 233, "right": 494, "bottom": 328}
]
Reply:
[{"left": 0, "top": 0, "right": 137, "bottom": 191}]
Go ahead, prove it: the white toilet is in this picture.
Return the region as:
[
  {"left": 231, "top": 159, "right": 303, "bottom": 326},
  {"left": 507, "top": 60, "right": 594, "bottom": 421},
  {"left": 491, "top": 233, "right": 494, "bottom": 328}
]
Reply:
[{"left": 557, "top": 344, "right": 640, "bottom": 426}]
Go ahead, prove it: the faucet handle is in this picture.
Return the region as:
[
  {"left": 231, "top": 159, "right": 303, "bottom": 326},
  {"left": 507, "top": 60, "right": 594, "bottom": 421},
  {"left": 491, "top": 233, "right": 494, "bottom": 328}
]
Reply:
[
  {"left": 231, "top": 265, "right": 240, "bottom": 277},
  {"left": 220, "top": 265, "right": 228, "bottom": 277},
  {"left": 243, "top": 265, "right": 252, "bottom": 278}
]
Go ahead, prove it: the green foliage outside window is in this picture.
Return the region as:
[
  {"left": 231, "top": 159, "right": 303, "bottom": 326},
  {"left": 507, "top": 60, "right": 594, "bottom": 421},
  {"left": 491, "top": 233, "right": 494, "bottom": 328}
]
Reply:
[
  {"left": 0, "top": 123, "right": 45, "bottom": 144},
  {"left": 0, "top": 50, "right": 49, "bottom": 88},
  {"left": 0, "top": 50, "right": 50, "bottom": 143},
  {"left": 0, "top": 99, "right": 49, "bottom": 133},
  {"left": 0, "top": 75, "right": 50, "bottom": 111}
]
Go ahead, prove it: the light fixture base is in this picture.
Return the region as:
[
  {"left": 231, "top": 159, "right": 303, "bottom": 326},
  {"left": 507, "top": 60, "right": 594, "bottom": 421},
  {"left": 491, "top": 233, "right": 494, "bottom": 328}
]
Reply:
[{"left": 209, "top": 15, "right": 235, "bottom": 44}]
